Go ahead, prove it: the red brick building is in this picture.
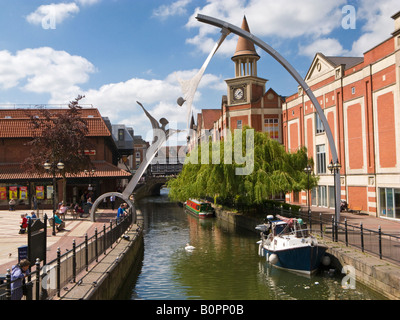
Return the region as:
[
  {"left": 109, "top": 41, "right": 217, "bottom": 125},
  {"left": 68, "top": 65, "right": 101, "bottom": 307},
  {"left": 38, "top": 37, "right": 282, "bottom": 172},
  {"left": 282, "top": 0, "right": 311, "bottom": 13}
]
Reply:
[
  {"left": 193, "top": 11, "right": 400, "bottom": 220},
  {"left": 0, "top": 107, "right": 131, "bottom": 209},
  {"left": 282, "top": 11, "right": 400, "bottom": 219}
]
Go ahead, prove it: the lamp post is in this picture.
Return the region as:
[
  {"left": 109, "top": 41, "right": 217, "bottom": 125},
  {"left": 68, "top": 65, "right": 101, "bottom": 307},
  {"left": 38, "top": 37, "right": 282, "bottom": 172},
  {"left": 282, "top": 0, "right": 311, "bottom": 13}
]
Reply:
[
  {"left": 328, "top": 160, "right": 341, "bottom": 242},
  {"left": 304, "top": 164, "right": 312, "bottom": 216},
  {"left": 44, "top": 160, "right": 64, "bottom": 236}
]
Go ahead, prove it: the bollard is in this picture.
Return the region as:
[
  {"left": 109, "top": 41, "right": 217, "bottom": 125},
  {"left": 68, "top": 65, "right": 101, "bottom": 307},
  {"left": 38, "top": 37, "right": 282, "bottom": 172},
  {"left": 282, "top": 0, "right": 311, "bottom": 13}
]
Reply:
[
  {"left": 378, "top": 226, "right": 382, "bottom": 259},
  {"left": 85, "top": 233, "right": 89, "bottom": 272},
  {"left": 360, "top": 223, "right": 364, "bottom": 252},
  {"left": 5, "top": 269, "right": 11, "bottom": 300},
  {"left": 57, "top": 247, "right": 61, "bottom": 298},
  {"left": 95, "top": 227, "right": 98, "bottom": 263},
  {"left": 72, "top": 240, "right": 76, "bottom": 283},
  {"left": 103, "top": 224, "right": 106, "bottom": 255},
  {"left": 35, "top": 258, "right": 40, "bottom": 300},
  {"left": 319, "top": 213, "right": 323, "bottom": 237}
]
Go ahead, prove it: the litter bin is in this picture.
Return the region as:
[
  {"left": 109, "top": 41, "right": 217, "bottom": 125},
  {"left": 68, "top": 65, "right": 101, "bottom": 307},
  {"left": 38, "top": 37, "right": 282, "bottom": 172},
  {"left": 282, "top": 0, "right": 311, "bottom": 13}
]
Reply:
[{"left": 18, "top": 245, "right": 28, "bottom": 262}]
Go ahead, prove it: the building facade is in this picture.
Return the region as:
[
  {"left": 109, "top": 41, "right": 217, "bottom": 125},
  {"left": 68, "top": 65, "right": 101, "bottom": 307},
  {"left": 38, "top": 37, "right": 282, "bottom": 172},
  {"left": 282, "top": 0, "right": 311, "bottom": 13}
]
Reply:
[
  {"left": 283, "top": 11, "right": 400, "bottom": 219},
  {"left": 192, "top": 11, "right": 400, "bottom": 220},
  {"left": 0, "top": 107, "right": 131, "bottom": 209}
]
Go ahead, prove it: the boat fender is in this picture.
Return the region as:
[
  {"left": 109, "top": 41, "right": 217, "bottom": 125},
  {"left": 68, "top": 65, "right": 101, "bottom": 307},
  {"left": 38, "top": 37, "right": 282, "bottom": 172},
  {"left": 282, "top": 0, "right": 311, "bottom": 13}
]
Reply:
[
  {"left": 322, "top": 255, "right": 331, "bottom": 266},
  {"left": 258, "top": 243, "right": 264, "bottom": 257},
  {"left": 268, "top": 253, "right": 278, "bottom": 265}
]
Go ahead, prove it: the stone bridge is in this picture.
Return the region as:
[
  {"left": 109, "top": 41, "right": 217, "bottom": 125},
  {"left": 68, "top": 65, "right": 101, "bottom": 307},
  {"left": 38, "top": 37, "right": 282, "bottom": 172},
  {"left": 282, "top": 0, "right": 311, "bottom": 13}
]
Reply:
[{"left": 133, "top": 176, "right": 168, "bottom": 200}]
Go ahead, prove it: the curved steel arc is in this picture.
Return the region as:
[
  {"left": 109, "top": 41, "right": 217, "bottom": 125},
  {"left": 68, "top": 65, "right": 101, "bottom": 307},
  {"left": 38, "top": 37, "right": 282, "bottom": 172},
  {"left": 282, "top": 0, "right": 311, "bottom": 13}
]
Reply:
[{"left": 196, "top": 14, "right": 341, "bottom": 222}]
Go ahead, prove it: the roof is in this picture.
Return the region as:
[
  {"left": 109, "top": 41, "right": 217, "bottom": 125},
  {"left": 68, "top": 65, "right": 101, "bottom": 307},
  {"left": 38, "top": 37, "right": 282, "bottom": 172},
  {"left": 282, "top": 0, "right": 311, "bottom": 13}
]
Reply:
[
  {"left": 0, "top": 160, "right": 131, "bottom": 181},
  {"left": 232, "top": 16, "right": 259, "bottom": 59},
  {"left": 324, "top": 55, "right": 364, "bottom": 70},
  {"left": 201, "top": 109, "right": 221, "bottom": 130},
  {"left": 0, "top": 108, "right": 111, "bottom": 138}
]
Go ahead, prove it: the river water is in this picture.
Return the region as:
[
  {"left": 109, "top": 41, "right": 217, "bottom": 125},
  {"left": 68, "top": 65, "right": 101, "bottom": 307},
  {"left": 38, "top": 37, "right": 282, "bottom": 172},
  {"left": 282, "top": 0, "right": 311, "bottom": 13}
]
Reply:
[{"left": 126, "top": 189, "right": 386, "bottom": 300}]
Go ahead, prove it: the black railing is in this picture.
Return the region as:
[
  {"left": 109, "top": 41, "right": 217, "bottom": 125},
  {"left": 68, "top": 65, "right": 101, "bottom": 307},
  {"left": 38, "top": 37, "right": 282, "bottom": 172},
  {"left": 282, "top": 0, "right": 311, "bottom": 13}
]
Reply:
[
  {"left": 0, "top": 208, "right": 136, "bottom": 300},
  {"left": 266, "top": 204, "right": 400, "bottom": 265}
]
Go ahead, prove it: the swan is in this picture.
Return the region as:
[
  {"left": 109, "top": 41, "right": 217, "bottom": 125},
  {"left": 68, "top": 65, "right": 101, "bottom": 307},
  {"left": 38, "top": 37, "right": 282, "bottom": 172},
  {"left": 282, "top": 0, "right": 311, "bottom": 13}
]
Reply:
[{"left": 185, "top": 243, "right": 195, "bottom": 251}]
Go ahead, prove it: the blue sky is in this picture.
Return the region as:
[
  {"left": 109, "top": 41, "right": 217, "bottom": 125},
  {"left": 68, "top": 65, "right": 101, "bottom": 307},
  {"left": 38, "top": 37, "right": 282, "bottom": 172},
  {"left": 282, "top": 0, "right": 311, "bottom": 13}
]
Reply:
[{"left": 0, "top": 0, "right": 399, "bottom": 142}]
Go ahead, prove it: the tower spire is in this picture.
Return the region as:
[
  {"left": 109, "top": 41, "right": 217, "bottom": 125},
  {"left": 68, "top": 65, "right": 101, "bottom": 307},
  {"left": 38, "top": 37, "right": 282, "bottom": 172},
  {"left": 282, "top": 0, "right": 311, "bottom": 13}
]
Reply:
[{"left": 232, "top": 16, "right": 259, "bottom": 78}]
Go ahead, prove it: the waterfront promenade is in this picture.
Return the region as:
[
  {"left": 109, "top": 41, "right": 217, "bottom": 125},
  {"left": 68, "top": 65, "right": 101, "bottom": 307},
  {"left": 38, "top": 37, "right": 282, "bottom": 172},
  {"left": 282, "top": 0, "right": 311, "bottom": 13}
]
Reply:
[
  {"left": 0, "top": 208, "right": 119, "bottom": 273},
  {"left": 1, "top": 205, "right": 400, "bottom": 273}
]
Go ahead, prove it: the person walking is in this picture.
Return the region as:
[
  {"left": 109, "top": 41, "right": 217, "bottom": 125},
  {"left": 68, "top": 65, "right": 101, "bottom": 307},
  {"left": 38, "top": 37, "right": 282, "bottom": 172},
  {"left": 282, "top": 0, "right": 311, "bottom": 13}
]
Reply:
[{"left": 110, "top": 195, "right": 116, "bottom": 210}]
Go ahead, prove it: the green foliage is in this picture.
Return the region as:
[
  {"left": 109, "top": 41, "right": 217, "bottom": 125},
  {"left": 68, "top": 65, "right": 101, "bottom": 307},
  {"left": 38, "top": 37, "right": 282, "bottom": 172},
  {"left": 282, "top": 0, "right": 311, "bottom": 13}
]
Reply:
[{"left": 167, "top": 128, "right": 318, "bottom": 206}]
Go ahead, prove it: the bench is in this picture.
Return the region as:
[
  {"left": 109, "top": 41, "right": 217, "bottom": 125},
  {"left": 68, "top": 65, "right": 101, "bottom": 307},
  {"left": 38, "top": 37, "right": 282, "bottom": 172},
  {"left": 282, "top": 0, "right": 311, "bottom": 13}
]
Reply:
[
  {"left": 349, "top": 206, "right": 362, "bottom": 214},
  {"left": 67, "top": 209, "right": 78, "bottom": 220}
]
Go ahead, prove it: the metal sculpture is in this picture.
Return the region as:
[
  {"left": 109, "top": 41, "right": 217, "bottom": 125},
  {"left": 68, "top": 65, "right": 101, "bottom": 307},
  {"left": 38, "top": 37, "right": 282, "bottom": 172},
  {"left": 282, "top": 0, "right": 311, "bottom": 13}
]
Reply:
[{"left": 195, "top": 14, "right": 342, "bottom": 227}]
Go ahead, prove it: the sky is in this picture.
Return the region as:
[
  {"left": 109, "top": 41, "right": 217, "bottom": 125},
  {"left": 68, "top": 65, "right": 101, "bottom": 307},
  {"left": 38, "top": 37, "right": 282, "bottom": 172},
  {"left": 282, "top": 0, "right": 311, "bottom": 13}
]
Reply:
[{"left": 0, "top": 0, "right": 399, "bottom": 144}]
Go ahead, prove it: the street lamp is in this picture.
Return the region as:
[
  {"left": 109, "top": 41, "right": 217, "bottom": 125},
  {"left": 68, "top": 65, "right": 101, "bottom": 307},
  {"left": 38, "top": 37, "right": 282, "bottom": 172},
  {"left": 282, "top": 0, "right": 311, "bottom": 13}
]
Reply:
[
  {"left": 304, "top": 164, "right": 312, "bottom": 215},
  {"left": 328, "top": 160, "right": 342, "bottom": 242},
  {"left": 44, "top": 160, "right": 64, "bottom": 236}
]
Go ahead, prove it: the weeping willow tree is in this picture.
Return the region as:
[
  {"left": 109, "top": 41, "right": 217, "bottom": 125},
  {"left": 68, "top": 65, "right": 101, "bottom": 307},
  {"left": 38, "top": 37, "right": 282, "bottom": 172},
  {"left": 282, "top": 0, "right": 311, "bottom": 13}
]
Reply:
[{"left": 168, "top": 128, "right": 318, "bottom": 206}]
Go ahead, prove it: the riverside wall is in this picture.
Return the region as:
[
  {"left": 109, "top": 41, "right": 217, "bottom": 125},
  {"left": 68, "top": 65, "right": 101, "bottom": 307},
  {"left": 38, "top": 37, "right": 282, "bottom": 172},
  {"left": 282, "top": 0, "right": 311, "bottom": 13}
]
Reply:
[
  {"left": 213, "top": 205, "right": 400, "bottom": 300},
  {"left": 59, "top": 211, "right": 144, "bottom": 300}
]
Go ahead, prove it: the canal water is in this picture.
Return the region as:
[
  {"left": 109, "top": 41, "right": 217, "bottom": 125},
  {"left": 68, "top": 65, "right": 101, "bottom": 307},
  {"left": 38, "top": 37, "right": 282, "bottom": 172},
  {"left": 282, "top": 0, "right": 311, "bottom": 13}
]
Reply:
[{"left": 126, "top": 189, "right": 386, "bottom": 300}]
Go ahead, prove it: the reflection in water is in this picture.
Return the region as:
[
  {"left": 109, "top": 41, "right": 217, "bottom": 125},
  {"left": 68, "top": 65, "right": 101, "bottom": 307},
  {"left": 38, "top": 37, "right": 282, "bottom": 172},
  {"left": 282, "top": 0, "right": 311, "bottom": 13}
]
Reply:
[{"left": 129, "top": 190, "right": 386, "bottom": 300}]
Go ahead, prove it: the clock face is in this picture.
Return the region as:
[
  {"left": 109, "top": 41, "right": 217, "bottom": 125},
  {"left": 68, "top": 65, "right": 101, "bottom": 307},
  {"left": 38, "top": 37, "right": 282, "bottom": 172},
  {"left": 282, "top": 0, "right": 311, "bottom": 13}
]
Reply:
[{"left": 234, "top": 88, "right": 244, "bottom": 100}]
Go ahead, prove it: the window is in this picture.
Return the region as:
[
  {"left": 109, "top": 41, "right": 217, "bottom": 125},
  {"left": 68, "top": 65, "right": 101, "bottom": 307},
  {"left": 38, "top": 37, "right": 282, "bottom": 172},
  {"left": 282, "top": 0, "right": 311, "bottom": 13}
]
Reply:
[
  {"left": 118, "top": 129, "right": 124, "bottom": 141},
  {"left": 318, "top": 186, "right": 327, "bottom": 207},
  {"left": 315, "top": 113, "right": 325, "bottom": 134},
  {"left": 328, "top": 186, "right": 335, "bottom": 208},
  {"left": 264, "top": 118, "right": 279, "bottom": 140},
  {"left": 237, "top": 120, "right": 242, "bottom": 129},
  {"left": 379, "top": 188, "right": 400, "bottom": 219},
  {"left": 316, "top": 144, "right": 326, "bottom": 174},
  {"left": 351, "top": 87, "right": 355, "bottom": 95}
]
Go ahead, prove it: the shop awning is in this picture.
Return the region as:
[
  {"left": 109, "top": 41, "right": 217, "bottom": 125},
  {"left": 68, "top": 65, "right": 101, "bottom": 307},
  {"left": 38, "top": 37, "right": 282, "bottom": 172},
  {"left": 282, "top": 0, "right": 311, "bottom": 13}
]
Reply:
[{"left": 0, "top": 161, "right": 132, "bottom": 181}]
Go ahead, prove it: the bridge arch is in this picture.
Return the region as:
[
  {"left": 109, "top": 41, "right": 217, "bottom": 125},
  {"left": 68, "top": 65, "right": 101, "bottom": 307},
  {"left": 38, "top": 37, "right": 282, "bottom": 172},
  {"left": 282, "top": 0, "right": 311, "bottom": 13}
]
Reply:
[{"left": 90, "top": 192, "right": 135, "bottom": 222}]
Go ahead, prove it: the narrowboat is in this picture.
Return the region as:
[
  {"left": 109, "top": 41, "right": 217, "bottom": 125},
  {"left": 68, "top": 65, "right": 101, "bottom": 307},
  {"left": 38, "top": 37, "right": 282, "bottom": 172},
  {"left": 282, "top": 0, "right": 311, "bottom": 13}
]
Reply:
[
  {"left": 184, "top": 199, "right": 215, "bottom": 218},
  {"left": 256, "top": 215, "right": 328, "bottom": 275}
]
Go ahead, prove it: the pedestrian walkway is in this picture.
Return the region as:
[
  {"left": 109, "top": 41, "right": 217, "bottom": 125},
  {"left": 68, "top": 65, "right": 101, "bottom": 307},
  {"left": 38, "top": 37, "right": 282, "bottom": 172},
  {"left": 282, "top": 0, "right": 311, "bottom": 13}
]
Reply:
[
  {"left": 0, "top": 208, "right": 119, "bottom": 273},
  {"left": 302, "top": 205, "right": 400, "bottom": 235}
]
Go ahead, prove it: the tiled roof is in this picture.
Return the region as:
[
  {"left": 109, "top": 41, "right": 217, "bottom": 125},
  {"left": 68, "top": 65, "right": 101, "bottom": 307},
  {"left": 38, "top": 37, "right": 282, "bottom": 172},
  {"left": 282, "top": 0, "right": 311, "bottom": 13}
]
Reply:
[
  {"left": 201, "top": 109, "right": 221, "bottom": 130},
  {"left": 0, "top": 161, "right": 131, "bottom": 181},
  {"left": 0, "top": 108, "right": 110, "bottom": 138}
]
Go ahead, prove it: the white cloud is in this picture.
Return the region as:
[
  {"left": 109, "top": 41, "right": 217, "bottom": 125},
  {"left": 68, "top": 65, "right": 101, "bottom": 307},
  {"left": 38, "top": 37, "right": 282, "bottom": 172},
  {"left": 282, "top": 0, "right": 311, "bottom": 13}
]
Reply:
[
  {"left": 75, "top": 0, "right": 101, "bottom": 6},
  {"left": 185, "top": 0, "right": 347, "bottom": 56},
  {"left": 152, "top": 0, "right": 193, "bottom": 20},
  {"left": 349, "top": 0, "right": 400, "bottom": 56},
  {"left": 299, "top": 38, "right": 349, "bottom": 58},
  {"left": 26, "top": 3, "right": 80, "bottom": 26},
  {"left": 79, "top": 69, "right": 222, "bottom": 135},
  {"left": 0, "top": 47, "right": 95, "bottom": 99}
]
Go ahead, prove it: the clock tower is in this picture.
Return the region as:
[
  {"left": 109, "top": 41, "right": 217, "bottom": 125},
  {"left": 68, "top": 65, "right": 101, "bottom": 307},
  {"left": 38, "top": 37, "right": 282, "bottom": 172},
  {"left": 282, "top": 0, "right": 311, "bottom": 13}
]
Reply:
[{"left": 226, "top": 16, "right": 267, "bottom": 106}]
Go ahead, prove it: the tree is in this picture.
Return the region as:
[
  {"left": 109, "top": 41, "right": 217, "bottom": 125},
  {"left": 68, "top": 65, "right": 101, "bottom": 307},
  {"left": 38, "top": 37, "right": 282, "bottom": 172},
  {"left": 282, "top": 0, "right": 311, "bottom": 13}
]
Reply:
[
  {"left": 167, "top": 128, "right": 318, "bottom": 208},
  {"left": 23, "top": 95, "right": 94, "bottom": 204}
]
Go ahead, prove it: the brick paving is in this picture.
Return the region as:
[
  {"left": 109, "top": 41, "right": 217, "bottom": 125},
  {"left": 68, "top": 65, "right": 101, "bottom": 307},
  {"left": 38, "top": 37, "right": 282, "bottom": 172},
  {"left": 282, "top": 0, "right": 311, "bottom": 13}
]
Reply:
[{"left": 0, "top": 208, "right": 119, "bottom": 273}]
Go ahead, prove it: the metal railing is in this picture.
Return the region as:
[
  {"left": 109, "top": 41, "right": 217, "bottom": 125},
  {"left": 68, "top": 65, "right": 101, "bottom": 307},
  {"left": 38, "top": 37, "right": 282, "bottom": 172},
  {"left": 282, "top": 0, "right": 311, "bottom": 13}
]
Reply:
[
  {"left": 0, "top": 209, "right": 135, "bottom": 300},
  {"left": 274, "top": 206, "right": 400, "bottom": 265}
]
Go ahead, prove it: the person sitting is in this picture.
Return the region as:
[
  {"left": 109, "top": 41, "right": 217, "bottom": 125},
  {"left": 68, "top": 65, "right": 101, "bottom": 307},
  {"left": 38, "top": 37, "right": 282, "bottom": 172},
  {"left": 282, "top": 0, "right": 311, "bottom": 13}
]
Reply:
[
  {"left": 58, "top": 203, "right": 68, "bottom": 219},
  {"left": 54, "top": 212, "right": 65, "bottom": 231},
  {"left": 19, "top": 214, "right": 28, "bottom": 234},
  {"left": 74, "top": 203, "right": 85, "bottom": 218},
  {"left": 30, "top": 211, "right": 37, "bottom": 221}
]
